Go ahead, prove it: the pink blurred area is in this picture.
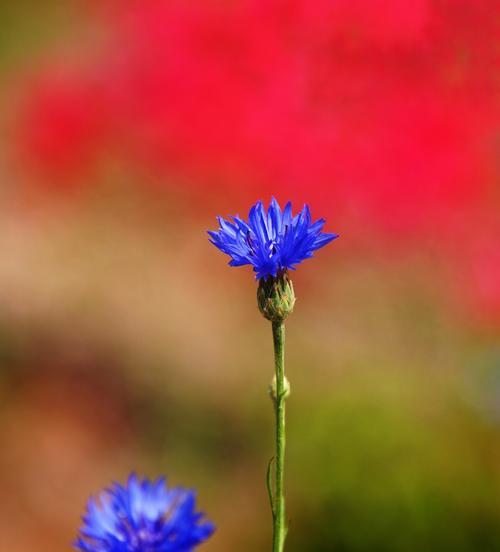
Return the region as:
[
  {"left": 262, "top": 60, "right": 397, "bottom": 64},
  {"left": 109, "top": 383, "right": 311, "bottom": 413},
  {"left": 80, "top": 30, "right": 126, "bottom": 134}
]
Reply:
[
  {"left": 10, "top": 0, "right": 500, "bottom": 324},
  {"left": 1, "top": 2, "right": 500, "bottom": 551}
]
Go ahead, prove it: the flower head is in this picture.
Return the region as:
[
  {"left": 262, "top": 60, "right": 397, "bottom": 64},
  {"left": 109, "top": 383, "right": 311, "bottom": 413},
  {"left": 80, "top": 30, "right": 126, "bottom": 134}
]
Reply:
[
  {"left": 209, "top": 198, "right": 338, "bottom": 279},
  {"left": 75, "top": 473, "right": 215, "bottom": 552}
]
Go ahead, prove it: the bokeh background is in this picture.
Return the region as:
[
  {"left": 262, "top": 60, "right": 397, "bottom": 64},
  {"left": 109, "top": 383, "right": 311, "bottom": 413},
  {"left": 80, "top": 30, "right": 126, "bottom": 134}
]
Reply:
[{"left": 1, "top": 1, "right": 499, "bottom": 550}]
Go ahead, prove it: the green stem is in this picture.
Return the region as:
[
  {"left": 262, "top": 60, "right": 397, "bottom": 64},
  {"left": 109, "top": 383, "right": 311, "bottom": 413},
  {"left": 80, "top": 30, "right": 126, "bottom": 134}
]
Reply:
[{"left": 272, "top": 321, "right": 287, "bottom": 552}]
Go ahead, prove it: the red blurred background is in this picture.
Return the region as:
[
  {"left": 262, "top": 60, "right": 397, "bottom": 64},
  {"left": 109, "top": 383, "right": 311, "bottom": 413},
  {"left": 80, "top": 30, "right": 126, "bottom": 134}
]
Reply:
[{"left": 10, "top": 0, "right": 500, "bottom": 325}]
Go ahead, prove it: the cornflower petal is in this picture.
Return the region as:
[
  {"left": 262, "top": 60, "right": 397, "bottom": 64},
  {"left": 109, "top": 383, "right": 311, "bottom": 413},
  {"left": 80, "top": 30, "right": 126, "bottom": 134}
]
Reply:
[
  {"left": 209, "top": 199, "right": 338, "bottom": 279},
  {"left": 75, "top": 474, "right": 214, "bottom": 552}
]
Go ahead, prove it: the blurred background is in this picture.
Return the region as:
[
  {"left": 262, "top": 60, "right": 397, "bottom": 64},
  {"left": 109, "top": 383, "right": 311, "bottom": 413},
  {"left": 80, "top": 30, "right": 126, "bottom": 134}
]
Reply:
[{"left": 0, "top": 1, "right": 499, "bottom": 550}]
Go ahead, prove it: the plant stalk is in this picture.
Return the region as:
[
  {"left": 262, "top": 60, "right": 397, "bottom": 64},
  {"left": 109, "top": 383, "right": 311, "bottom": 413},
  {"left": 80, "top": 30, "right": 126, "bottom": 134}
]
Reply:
[{"left": 272, "top": 320, "right": 287, "bottom": 552}]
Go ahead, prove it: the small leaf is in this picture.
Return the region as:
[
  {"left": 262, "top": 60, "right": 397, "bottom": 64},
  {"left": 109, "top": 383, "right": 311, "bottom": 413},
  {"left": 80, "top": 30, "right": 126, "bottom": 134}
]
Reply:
[{"left": 266, "top": 456, "right": 276, "bottom": 519}]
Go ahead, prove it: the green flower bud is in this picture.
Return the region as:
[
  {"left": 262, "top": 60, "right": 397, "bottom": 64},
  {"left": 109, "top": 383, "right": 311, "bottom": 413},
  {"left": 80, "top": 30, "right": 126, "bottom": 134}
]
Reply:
[
  {"left": 268, "top": 374, "right": 291, "bottom": 402},
  {"left": 257, "top": 272, "right": 296, "bottom": 322}
]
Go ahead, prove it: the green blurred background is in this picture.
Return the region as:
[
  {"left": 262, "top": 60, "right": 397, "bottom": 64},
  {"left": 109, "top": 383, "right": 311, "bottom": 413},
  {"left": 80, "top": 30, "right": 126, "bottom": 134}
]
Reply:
[{"left": 0, "top": 1, "right": 499, "bottom": 551}]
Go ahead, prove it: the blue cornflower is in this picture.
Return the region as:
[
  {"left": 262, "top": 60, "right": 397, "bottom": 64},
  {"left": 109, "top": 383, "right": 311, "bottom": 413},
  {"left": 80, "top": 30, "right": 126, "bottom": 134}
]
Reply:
[
  {"left": 75, "top": 473, "right": 215, "bottom": 552},
  {"left": 208, "top": 198, "right": 338, "bottom": 279}
]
